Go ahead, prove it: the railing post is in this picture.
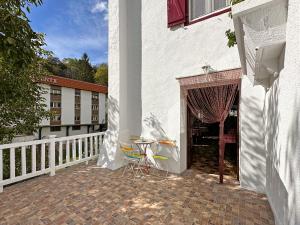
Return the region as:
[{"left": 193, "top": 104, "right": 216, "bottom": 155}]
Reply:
[
  {"left": 49, "top": 135, "right": 56, "bottom": 176},
  {"left": 85, "top": 137, "right": 88, "bottom": 165}
]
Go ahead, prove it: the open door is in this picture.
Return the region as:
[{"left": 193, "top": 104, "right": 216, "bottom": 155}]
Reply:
[{"left": 179, "top": 69, "right": 242, "bottom": 183}]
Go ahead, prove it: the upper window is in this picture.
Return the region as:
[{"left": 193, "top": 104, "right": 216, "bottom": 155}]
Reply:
[
  {"left": 92, "top": 93, "right": 99, "bottom": 100},
  {"left": 189, "top": 0, "right": 229, "bottom": 21},
  {"left": 75, "top": 89, "right": 81, "bottom": 97},
  {"left": 50, "top": 87, "right": 61, "bottom": 95}
]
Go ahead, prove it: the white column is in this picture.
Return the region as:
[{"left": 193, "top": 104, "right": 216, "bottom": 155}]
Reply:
[{"left": 97, "top": 0, "right": 142, "bottom": 170}]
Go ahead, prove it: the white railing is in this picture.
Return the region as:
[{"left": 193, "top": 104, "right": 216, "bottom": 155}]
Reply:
[{"left": 0, "top": 132, "right": 105, "bottom": 192}]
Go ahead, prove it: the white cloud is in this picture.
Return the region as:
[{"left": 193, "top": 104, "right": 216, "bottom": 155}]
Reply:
[
  {"left": 40, "top": 0, "right": 108, "bottom": 64},
  {"left": 91, "top": 0, "right": 108, "bottom": 22},
  {"left": 91, "top": 1, "right": 108, "bottom": 13}
]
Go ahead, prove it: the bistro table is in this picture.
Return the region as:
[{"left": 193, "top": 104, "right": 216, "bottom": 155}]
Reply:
[{"left": 134, "top": 139, "right": 154, "bottom": 174}]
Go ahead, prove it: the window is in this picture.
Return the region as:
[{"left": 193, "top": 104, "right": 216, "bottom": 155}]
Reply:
[
  {"left": 75, "top": 116, "right": 80, "bottom": 121},
  {"left": 72, "top": 126, "right": 81, "bottom": 130},
  {"left": 189, "top": 0, "right": 229, "bottom": 20},
  {"left": 92, "top": 105, "right": 98, "bottom": 110},
  {"left": 92, "top": 93, "right": 99, "bottom": 100},
  {"left": 75, "top": 103, "right": 81, "bottom": 109},
  {"left": 53, "top": 115, "right": 61, "bottom": 121},
  {"left": 50, "top": 87, "right": 61, "bottom": 95},
  {"left": 50, "top": 102, "right": 61, "bottom": 108},
  {"left": 50, "top": 126, "right": 61, "bottom": 132},
  {"left": 92, "top": 116, "right": 98, "bottom": 121},
  {"left": 75, "top": 89, "right": 81, "bottom": 97}
]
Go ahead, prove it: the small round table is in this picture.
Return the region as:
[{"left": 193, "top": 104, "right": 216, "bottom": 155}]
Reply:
[{"left": 134, "top": 140, "right": 154, "bottom": 174}]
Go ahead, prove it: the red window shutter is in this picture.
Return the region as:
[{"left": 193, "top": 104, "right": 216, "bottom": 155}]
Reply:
[{"left": 168, "top": 0, "right": 186, "bottom": 27}]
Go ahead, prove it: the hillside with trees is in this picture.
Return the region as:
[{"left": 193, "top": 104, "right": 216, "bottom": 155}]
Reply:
[{"left": 43, "top": 53, "right": 108, "bottom": 86}]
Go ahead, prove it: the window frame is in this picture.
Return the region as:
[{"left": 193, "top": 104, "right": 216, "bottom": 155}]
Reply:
[
  {"left": 50, "top": 101, "right": 61, "bottom": 108},
  {"left": 75, "top": 89, "right": 81, "bottom": 97},
  {"left": 187, "top": 0, "right": 231, "bottom": 25},
  {"left": 50, "top": 126, "right": 61, "bottom": 132},
  {"left": 50, "top": 86, "right": 62, "bottom": 95},
  {"left": 72, "top": 125, "right": 81, "bottom": 131}
]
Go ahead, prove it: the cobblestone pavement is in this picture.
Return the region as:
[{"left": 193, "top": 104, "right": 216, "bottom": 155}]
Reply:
[{"left": 0, "top": 160, "right": 274, "bottom": 225}]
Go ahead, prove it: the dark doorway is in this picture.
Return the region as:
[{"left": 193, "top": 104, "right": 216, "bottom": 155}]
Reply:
[{"left": 187, "top": 91, "right": 239, "bottom": 180}]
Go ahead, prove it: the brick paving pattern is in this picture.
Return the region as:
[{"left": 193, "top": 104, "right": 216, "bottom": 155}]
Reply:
[{"left": 0, "top": 160, "right": 274, "bottom": 225}]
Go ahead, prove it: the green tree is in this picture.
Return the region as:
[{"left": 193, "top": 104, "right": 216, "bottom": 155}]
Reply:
[
  {"left": 78, "top": 53, "right": 95, "bottom": 83},
  {"left": 62, "top": 58, "right": 81, "bottom": 79},
  {"left": 63, "top": 53, "right": 95, "bottom": 83},
  {"left": 44, "top": 56, "right": 67, "bottom": 76},
  {"left": 0, "top": 0, "right": 50, "bottom": 143},
  {"left": 225, "top": 0, "right": 245, "bottom": 47},
  {"left": 94, "top": 63, "right": 108, "bottom": 86}
]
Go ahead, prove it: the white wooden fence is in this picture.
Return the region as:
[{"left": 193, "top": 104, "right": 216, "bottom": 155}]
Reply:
[{"left": 0, "top": 132, "right": 105, "bottom": 192}]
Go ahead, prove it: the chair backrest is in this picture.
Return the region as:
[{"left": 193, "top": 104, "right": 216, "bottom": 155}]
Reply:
[
  {"left": 158, "top": 139, "right": 176, "bottom": 147},
  {"left": 119, "top": 142, "right": 135, "bottom": 153},
  {"left": 119, "top": 142, "right": 141, "bottom": 159}
]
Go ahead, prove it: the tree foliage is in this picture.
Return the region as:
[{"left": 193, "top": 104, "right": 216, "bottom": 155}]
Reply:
[
  {"left": 0, "top": 0, "right": 50, "bottom": 143},
  {"left": 225, "top": 0, "right": 245, "bottom": 48},
  {"left": 44, "top": 53, "right": 96, "bottom": 83},
  {"left": 76, "top": 53, "right": 95, "bottom": 83},
  {"left": 94, "top": 63, "right": 108, "bottom": 86},
  {"left": 43, "top": 56, "right": 67, "bottom": 76}
]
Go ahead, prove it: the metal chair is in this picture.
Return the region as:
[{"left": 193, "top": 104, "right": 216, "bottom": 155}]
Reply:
[
  {"left": 150, "top": 140, "right": 176, "bottom": 177},
  {"left": 120, "top": 142, "right": 143, "bottom": 177}
]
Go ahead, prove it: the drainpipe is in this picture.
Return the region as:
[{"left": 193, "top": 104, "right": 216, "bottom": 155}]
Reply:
[
  {"left": 66, "top": 126, "right": 69, "bottom": 136},
  {"left": 38, "top": 127, "right": 42, "bottom": 140}
]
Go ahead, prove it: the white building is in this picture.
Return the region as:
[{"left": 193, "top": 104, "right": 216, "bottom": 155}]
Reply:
[
  {"left": 98, "top": 0, "right": 300, "bottom": 224},
  {"left": 36, "top": 75, "right": 107, "bottom": 139}
]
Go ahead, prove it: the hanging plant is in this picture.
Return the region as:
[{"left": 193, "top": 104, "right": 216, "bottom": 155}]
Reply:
[{"left": 226, "top": 0, "right": 245, "bottom": 47}]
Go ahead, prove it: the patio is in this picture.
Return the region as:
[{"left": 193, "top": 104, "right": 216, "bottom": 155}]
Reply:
[{"left": 0, "top": 160, "right": 274, "bottom": 225}]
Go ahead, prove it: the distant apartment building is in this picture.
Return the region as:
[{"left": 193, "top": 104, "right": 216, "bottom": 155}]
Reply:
[{"left": 37, "top": 75, "right": 107, "bottom": 139}]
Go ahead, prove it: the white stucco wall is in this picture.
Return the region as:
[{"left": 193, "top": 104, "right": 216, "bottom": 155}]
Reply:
[
  {"left": 264, "top": 1, "right": 300, "bottom": 224},
  {"left": 39, "top": 127, "right": 67, "bottom": 139},
  {"left": 61, "top": 87, "right": 75, "bottom": 125},
  {"left": 141, "top": 1, "right": 240, "bottom": 173},
  {"left": 69, "top": 126, "right": 89, "bottom": 136},
  {"left": 239, "top": 75, "right": 266, "bottom": 193},
  {"left": 80, "top": 90, "right": 92, "bottom": 124},
  {"left": 99, "top": 93, "right": 107, "bottom": 124}
]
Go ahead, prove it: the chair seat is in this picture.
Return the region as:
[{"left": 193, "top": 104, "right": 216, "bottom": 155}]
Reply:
[
  {"left": 158, "top": 140, "right": 176, "bottom": 147},
  {"left": 153, "top": 155, "right": 169, "bottom": 160},
  {"left": 125, "top": 153, "right": 142, "bottom": 159}
]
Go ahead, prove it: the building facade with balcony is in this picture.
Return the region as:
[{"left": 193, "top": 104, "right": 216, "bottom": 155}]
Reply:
[
  {"left": 99, "top": 0, "right": 300, "bottom": 224},
  {"left": 37, "top": 75, "right": 107, "bottom": 139}
]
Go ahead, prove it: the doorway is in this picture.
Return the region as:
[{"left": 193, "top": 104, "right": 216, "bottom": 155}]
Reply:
[{"left": 187, "top": 90, "right": 239, "bottom": 181}]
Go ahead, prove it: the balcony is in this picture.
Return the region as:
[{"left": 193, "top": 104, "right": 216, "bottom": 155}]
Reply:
[{"left": 0, "top": 134, "right": 274, "bottom": 225}]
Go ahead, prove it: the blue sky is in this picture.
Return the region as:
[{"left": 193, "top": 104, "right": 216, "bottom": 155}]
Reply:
[{"left": 28, "top": 0, "right": 108, "bottom": 65}]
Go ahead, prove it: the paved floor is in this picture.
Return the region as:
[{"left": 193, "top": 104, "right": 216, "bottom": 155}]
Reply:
[
  {"left": 192, "top": 142, "right": 238, "bottom": 177},
  {"left": 0, "top": 159, "right": 274, "bottom": 225}
]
